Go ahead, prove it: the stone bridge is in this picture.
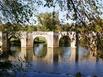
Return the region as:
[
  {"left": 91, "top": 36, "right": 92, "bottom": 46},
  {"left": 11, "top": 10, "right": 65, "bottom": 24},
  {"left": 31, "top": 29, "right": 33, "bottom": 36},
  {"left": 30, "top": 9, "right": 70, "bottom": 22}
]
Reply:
[
  {"left": 0, "top": 31, "right": 76, "bottom": 49},
  {"left": 0, "top": 31, "right": 77, "bottom": 63}
]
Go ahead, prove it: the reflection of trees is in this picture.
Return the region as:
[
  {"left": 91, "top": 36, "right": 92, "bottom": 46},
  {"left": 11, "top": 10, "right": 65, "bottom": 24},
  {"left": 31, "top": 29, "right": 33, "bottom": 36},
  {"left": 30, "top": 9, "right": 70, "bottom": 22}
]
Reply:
[
  {"left": 80, "top": 32, "right": 103, "bottom": 57},
  {"left": 59, "top": 47, "right": 71, "bottom": 59}
]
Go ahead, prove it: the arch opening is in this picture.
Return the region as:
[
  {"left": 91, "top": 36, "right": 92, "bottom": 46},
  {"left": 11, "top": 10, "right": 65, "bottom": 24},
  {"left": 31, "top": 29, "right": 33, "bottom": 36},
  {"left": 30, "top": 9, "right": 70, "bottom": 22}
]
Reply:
[
  {"left": 59, "top": 36, "right": 71, "bottom": 59},
  {"left": 59, "top": 36, "right": 71, "bottom": 47},
  {"left": 9, "top": 36, "right": 21, "bottom": 56},
  {"left": 33, "top": 36, "right": 47, "bottom": 58}
]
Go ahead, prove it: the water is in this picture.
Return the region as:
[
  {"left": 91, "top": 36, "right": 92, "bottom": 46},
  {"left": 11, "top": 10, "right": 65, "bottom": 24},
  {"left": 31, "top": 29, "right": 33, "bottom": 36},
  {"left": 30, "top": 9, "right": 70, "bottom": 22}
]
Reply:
[{"left": 1, "top": 44, "right": 103, "bottom": 77}]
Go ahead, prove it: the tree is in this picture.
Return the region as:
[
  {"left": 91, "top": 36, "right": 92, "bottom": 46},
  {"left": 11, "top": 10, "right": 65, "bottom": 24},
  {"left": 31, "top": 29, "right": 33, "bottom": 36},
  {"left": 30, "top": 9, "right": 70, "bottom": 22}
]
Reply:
[
  {"left": 0, "top": 0, "right": 33, "bottom": 24},
  {"left": 0, "top": 0, "right": 34, "bottom": 53},
  {"left": 37, "top": 12, "right": 61, "bottom": 31},
  {"left": 44, "top": 0, "right": 103, "bottom": 60}
]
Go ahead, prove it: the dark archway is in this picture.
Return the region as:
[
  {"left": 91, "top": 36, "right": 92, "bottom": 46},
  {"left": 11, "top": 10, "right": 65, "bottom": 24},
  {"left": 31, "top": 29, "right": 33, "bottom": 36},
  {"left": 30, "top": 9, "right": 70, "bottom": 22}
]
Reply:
[
  {"left": 33, "top": 36, "right": 47, "bottom": 58},
  {"left": 59, "top": 36, "right": 71, "bottom": 47},
  {"left": 9, "top": 37, "right": 21, "bottom": 56},
  {"left": 59, "top": 36, "right": 71, "bottom": 60}
]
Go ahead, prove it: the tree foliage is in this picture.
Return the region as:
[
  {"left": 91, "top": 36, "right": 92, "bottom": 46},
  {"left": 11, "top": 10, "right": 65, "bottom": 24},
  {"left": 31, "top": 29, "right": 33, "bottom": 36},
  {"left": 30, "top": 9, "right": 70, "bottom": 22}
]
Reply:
[
  {"left": 43, "top": 0, "right": 103, "bottom": 56},
  {"left": 0, "top": 0, "right": 33, "bottom": 24},
  {"left": 43, "top": 0, "right": 102, "bottom": 24},
  {"left": 37, "top": 12, "right": 61, "bottom": 31}
]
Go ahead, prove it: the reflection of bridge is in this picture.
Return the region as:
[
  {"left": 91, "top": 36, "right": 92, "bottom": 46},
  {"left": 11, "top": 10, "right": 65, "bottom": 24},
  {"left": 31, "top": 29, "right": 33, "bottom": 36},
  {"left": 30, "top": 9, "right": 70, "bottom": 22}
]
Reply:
[{"left": 0, "top": 31, "right": 77, "bottom": 63}]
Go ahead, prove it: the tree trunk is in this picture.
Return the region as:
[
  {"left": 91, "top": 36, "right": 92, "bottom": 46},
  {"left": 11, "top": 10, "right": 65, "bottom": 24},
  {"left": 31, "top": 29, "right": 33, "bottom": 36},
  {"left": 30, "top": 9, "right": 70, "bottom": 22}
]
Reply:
[
  {"left": 96, "top": 32, "right": 101, "bottom": 50},
  {"left": 7, "top": 39, "right": 11, "bottom": 52},
  {"left": 75, "top": 31, "right": 79, "bottom": 62},
  {"left": 95, "top": 32, "right": 101, "bottom": 62}
]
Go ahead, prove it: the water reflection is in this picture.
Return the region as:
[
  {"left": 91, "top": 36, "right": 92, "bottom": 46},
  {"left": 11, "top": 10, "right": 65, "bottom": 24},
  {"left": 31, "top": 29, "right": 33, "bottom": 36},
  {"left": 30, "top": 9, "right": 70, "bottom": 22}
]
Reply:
[
  {"left": 1, "top": 44, "right": 103, "bottom": 77},
  {"left": 60, "top": 47, "right": 71, "bottom": 58},
  {"left": 33, "top": 44, "right": 47, "bottom": 57},
  {"left": 9, "top": 44, "right": 97, "bottom": 64},
  {"left": 10, "top": 46, "right": 21, "bottom": 57},
  {"left": 10, "top": 45, "right": 96, "bottom": 61}
]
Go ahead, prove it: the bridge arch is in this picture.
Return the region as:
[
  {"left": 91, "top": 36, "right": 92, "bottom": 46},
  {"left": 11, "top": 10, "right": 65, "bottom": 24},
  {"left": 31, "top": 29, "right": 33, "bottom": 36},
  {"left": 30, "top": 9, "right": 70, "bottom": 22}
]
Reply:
[
  {"left": 33, "top": 36, "right": 47, "bottom": 44},
  {"left": 33, "top": 35, "right": 48, "bottom": 47},
  {"left": 33, "top": 36, "right": 47, "bottom": 57},
  {"left": 33, "top": 35, "right": 48, "bottom": 44},
  {"left": 57, "top": 32, "right": 76, "bottom": 48},
  {"left": 9, "top": 36, "right": 21, "bottom": 46},
  {"left": 59, "top": 35, "right": 71, "bottom": 47},
  {"left": 9, "top": 36, "right": 21, "bottom": 55},
  {"left": 32, "top": 32, "right": 54, "bottom": 47}
]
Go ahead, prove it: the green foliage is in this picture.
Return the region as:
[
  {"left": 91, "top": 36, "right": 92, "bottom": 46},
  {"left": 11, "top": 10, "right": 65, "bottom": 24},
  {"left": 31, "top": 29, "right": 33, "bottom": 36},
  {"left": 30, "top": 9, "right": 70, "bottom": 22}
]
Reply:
[
  {"left": 37, "top": 12, "right": 61, "bottom": 31},
  {"left": 0, "top": 0, "right": 33, "bottom": 24},
  {"left": 34, "top": 37, "right": 46, "bottom": 43},
  {"left": 44, "top": 0, "right": 103, "bottom": 32},
  {"left": 80, "top": 34, "right": 90, "bottom": 48},
  {"left": 24, "top": 25, "right": 36, "bottom": 32},
  {"left": 59, "top": 36, "right": 71, "bottom": 47}
]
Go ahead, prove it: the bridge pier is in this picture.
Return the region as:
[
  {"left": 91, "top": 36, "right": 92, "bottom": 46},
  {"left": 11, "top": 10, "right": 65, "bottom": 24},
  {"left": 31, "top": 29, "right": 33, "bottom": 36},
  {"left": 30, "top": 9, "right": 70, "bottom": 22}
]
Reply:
[
  {"left": 26, "top": 32, "right": 33, "bottom": 48},
  {"left": 1, "top": 32, "right": 8, "bottom": 52},
  {"left": 47, "top": 32, "right": 56, "bottom": 47},
  {"left": 53, "top": 32, "right": 59, "bottom": 47},
  {"left": 20, "top": 32, "right": 27, "bottom": 48}
]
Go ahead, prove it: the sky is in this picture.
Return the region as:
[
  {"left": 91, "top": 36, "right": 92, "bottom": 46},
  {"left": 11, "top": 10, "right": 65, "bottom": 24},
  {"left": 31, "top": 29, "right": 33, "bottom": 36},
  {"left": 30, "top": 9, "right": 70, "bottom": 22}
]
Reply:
[{"left": 32, "top": 4, "right": 74, "bottom": 25}]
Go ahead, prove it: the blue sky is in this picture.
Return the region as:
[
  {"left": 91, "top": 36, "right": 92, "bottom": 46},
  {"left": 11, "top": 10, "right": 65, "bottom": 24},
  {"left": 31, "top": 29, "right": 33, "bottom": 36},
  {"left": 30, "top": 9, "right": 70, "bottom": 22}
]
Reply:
[{"left": 32, "top": 3, "right": 74, "bottom": 25}]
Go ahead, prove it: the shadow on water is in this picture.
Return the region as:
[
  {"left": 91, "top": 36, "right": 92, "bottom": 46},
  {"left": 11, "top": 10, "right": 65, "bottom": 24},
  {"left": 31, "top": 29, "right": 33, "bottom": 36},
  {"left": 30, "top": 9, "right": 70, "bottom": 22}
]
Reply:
[
  {"left": 0, "top": 60, "right": 15, "bottom": 77},
  {"left": 0, "top": 61, "right": 12, "bottom": 69},
  {"left": 53, "top": 47, "right": 59, "bottom": 63}
]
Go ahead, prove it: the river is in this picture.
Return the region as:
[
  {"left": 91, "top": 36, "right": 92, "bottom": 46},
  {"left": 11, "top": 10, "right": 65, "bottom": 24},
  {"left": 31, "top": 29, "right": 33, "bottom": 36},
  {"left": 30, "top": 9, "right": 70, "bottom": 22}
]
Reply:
[{"left": 0, "top": 43, "right": 103, "bottom": 77}]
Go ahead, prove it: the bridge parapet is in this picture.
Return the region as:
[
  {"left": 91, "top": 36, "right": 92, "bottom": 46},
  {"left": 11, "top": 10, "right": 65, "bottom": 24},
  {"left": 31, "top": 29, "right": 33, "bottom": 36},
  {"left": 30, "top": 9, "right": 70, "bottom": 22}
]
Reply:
[
  {"left": 32, "top": 31, "right": 48, "bottom": 35},
  {"left": 20, "top": 32, "right": 27, "bottom": 48}
]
